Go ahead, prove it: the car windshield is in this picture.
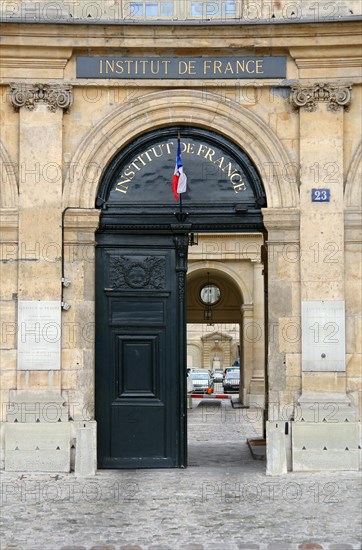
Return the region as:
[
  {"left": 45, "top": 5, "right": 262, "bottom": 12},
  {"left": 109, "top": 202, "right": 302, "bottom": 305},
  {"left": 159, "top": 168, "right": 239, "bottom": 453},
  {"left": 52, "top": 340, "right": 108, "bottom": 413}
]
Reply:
[
  {"left": 226, "top": 372, "right": 240, "bottom": 378},
  {"left": 192, "top": 374, "right": 209, "bottom": 380}
]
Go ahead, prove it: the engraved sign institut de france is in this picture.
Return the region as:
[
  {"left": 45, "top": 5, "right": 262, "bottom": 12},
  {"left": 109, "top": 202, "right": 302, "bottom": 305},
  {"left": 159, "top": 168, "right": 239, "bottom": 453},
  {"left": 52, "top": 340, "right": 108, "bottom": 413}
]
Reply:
[{"left": 76, "top": 56, "right": 287, "bottom": 79}]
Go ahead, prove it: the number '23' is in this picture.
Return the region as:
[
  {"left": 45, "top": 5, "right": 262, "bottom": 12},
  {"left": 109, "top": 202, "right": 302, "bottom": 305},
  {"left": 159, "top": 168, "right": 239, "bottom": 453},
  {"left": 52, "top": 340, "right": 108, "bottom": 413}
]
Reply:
[{"left": 312, "top": 189, "right": 330, "bottom": 202}]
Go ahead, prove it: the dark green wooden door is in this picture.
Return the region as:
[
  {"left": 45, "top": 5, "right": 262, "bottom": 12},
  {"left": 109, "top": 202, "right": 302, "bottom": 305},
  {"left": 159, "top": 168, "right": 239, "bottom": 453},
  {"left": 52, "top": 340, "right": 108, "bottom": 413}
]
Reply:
[
  {"left": 95, "top": 231, "right": 188, "bottom": 468},
  {"left": 94, "top": 126, "right": 266, "bottom": 468}
]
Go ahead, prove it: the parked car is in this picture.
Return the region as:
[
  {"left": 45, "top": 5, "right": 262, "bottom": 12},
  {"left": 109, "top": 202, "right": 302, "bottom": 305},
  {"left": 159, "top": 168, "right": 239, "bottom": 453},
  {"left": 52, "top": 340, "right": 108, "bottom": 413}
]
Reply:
[
  {"left": 188, "top": 368, "right": 209, "bottom": 373},
  {"left": 223, "top": 366, "right": 239, "bottom": 379},
  {"left": 187, "top": 368, "right": 203, "bottom": 376},
  {"left": 190, "top": 372, "right": 214, "bottom": 394},
  {"left": 187, "top": 374, "right": 194, "bottom": 393},
  {"left": 223, "top": 371, "right": 240, "bottom": 393},
  {"left": 212, "top": 369, "right": 224, "bottom": 383},
  {"left": 188, "top": 368, "right": 213, "bottom": 377}
]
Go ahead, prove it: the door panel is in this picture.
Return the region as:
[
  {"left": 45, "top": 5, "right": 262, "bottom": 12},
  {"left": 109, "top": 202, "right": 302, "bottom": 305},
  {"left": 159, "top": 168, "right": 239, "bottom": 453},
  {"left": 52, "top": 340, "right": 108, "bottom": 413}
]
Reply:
[
  {"left": 95, "top": 232, "right": 187, "bottom": 468},
  {"left": 117, "top": 335, "right": 158, "bottom": 398},
  {"left": 110, "top": 405, "right": 167, "bottom": 460}
]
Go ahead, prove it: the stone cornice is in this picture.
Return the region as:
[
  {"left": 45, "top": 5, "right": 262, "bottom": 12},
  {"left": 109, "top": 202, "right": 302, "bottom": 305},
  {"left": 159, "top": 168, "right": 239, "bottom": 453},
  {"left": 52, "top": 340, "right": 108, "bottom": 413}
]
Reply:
[
  {"left": 0, "top": 20, "right": 361, "bottom": 50},
  {"left": 295, "top": 58, "right": 362, "bottom": 70},
  {"left": 9, "top": 82, "right": 73, "bottom": 112},
  {"left": 241, "top": 304, "right": 254, "bottom": 314},
  {"left": 0, "top": 208, "right": 19, "bottom": 243},
  {"left": 262, "top": 208, "right": 300, "bottom": 231},
  {"left": 0, "top": 207, "right": 18, "bottom": 225},
  {"left": 0, "top": 46, "right": 72, "bottom": 79},
  {"left": 63, "top": 209, "right": 101, "bottom": 233},
  {"left": 290, "top": 82, "right": 352, "bottom": 112}
]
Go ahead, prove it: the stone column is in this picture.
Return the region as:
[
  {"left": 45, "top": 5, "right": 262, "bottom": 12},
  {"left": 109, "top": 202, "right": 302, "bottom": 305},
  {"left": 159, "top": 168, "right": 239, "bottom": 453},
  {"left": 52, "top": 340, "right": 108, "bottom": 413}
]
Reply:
[
  {"left": 0, "top": 208, "right": 18, "bottom": 461},
  {"left": 10, "top": 82, "right": 73, "bottom": 391},
  {"left": 4, "top": 83, "right": 73, "bottom": 473},
  {"left": 290, "top": 84, "right": 352, "bottom": 398},
  {"left": 246, "top": 261, "right": 265, "bottom": 407},
  {"left": 345, "top": 210, "right": 362, "bottom": 422},
  {"left": 262, "top": 208, "right": 301, "bottom": 412},
  {"left": 241, "top": 303, "right": 253, "bottom": 404},
  {"left": 290, "top": 83, "right": 359, "bottom": 471},
  {"left": 63, "top": 208, "right": 100, "bottom": 474},
  {"left": 262, "top": 207, "right": 301, "bottom": 474},
  {"left": 291, "top": 83, "right": 352, "bottom": 394}
]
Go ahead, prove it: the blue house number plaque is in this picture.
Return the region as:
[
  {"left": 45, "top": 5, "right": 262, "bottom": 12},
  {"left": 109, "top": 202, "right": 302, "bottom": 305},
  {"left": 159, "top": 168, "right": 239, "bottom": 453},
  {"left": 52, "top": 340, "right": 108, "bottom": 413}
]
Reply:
[{"left": 312, "top": 189, "right": 330, "bottom": 202}]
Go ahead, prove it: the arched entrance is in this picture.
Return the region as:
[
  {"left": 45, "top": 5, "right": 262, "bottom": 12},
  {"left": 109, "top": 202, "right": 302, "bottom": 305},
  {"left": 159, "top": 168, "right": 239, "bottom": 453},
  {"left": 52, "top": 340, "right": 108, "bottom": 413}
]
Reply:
[
  {"left": 187, "top": 242, "right": 265, "bottom": 407},
  {"left": 95, "top": 126, "right": 266, "bottom": 468}
]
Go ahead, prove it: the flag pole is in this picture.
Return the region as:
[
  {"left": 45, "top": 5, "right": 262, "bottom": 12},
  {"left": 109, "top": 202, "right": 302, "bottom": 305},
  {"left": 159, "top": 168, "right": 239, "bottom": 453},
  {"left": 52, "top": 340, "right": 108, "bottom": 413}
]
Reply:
[{"left": 178, "top": 131, "right": 183, "bottom": 216}]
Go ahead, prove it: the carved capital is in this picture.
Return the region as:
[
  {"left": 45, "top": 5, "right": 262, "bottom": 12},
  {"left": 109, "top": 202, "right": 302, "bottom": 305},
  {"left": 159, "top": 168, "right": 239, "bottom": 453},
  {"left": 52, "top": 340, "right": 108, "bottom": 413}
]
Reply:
[
  {"left": 290, "top": 83, "right": 352, "bottom": 112},
  {"left": 9, "top": 82, "right": 73, "bottom": 113}
]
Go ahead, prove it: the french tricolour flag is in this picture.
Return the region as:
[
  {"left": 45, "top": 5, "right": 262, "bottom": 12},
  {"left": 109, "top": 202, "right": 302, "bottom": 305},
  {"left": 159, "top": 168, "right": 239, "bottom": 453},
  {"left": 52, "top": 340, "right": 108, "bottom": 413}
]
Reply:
[{"left": 172, "top": 137, "right": 187, "bottom": 201}]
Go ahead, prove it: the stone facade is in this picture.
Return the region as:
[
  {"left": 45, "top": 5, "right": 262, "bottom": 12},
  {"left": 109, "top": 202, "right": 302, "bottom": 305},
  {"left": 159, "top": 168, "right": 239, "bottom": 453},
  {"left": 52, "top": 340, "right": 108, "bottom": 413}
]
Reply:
[{"left": 0, "top": 4, "right": 361, "bottom": 474}]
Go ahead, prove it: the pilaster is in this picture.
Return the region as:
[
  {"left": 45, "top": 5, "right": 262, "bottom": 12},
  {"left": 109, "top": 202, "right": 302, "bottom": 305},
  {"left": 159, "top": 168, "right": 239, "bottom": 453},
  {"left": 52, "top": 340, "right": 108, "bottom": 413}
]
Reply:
[
  {"left": 344, "top": 209, "right": 362, "bottom": 421},
  {"left": 0, "top": 208, "right": 19, "bottom": 427},
  {"left": 262, "top": 207, "right": 301, "bottom": 475},
  {"left": 252, "top": 260, "right": 265, "bottom": 378},
  {"left": 246, "top": 260, "right": 265, "bottom": 407},
  {"left": 62, "top": 208, "right": 100, "bottom": 421},
  {"left": 262, "top": 207, "right": 301, "bottom": 414},
  {"left": 241, "top": 303, "right": 253, "bottom": 404},
  {"left": 4, "top": 83, "right": 73, "bottom": 473},
  {"left": 10, "top": 82, "right": 73, "bottom": 391},
  {"left": 289, "top": 82, "right": 359, "bottom": 472},
  {"left": 291, "top": 82, "right": 350, "bottom": 395}
]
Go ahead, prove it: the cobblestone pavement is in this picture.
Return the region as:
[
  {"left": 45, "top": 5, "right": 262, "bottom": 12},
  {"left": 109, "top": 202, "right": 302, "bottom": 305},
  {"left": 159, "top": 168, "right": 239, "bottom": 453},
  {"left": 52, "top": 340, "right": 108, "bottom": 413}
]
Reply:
[{"left": 1, "top": 398, "right": 361, "bottom": 550}]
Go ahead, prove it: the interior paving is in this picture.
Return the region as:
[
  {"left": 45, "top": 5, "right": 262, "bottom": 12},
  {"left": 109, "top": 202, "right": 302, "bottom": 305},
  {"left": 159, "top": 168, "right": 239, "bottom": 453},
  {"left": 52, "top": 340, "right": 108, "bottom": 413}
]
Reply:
[{"left": 1, "top": 398, "right": 361, "bottom": 550}]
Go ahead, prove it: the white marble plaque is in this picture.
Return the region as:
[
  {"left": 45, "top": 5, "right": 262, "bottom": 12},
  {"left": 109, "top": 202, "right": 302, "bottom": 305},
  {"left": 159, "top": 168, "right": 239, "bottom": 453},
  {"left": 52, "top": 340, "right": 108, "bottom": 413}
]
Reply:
[
  {"left": 18, "top": 301, "right": 61, "bottom": 370},
  {"left": 302, "top": 300, "right": 345, "bottom": 371}
]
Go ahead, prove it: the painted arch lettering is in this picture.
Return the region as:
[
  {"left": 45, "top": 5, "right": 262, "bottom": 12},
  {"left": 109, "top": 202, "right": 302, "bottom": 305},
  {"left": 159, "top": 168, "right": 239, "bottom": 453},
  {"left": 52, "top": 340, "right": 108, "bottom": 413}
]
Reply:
[{"left": 115, "top": 140, "right": 246, "bottom": 195}]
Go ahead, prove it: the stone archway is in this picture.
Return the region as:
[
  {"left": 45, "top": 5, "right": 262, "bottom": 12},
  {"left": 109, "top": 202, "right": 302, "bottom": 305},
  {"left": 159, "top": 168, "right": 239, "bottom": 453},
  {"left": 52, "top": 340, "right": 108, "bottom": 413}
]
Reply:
[
  {"left": 188, "top": 261, "right": 253, "bottom": 305},
  {"left": 62, "top": 89, "right": 299, "bottom": 209},
  {"left": 93, "top": 124, "right": 269, "bottom": 467},
  {"left": 62, "top": 89, "right": 300, "bottom": 470}
]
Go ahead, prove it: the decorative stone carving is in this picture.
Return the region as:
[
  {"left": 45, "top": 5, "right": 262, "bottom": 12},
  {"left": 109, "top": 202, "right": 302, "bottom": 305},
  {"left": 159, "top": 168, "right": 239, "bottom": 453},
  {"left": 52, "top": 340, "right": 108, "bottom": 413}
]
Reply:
[
  {"left": 9, "top": 82, "right": 73, "bottom": 112},
  {"left": 290, "top": 83, "right": 352, "bottom": 112},
  {"left": 109, "top": 256, "right": 166, "bottom": 290}
]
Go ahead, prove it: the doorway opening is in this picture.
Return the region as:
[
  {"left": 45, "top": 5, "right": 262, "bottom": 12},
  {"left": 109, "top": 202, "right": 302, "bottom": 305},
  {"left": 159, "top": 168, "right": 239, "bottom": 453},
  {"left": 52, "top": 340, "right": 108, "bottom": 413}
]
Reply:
[
  {"left": 95, "top": 126, "right": 267, "bottom": 468},
  {"left": 186, "top": 241, "right": 266, "bottom": 468}
]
